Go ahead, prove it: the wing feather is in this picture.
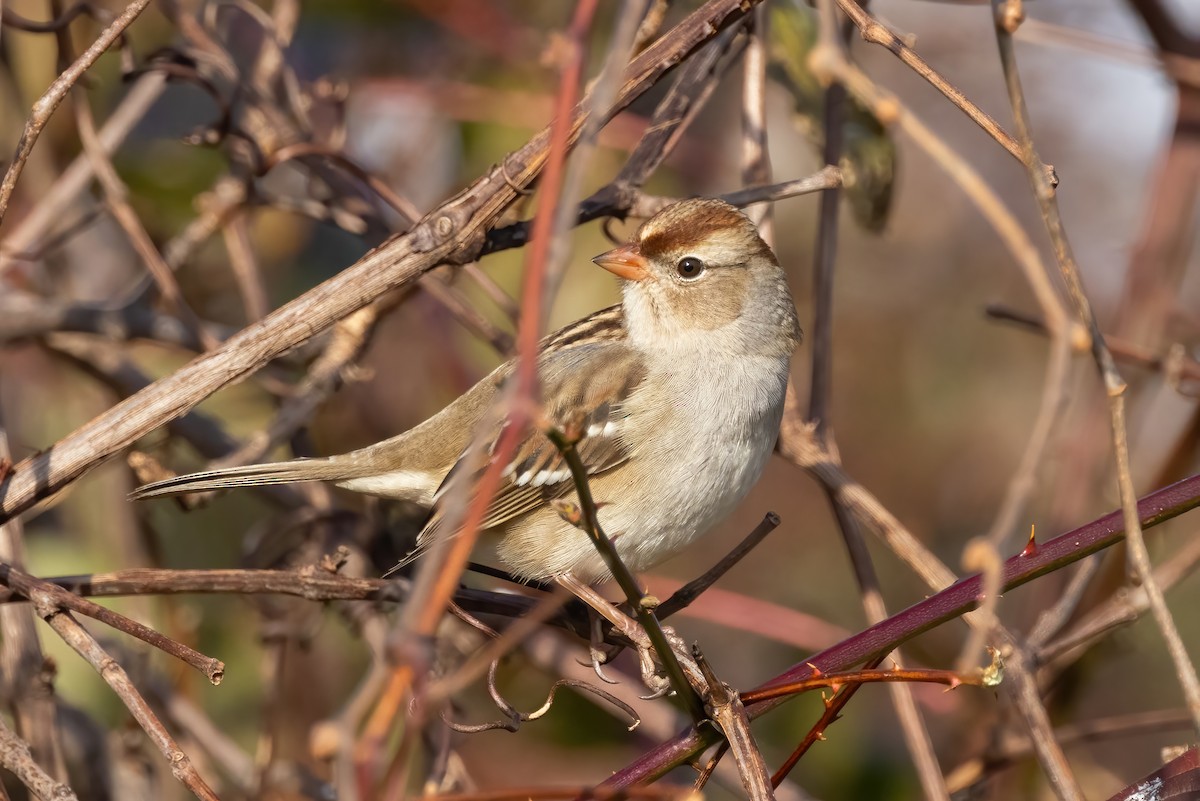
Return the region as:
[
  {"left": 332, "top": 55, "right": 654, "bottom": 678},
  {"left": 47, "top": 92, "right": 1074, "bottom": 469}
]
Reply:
[{"left": 412, "top": 339, "right": 645, "bottom": 550}]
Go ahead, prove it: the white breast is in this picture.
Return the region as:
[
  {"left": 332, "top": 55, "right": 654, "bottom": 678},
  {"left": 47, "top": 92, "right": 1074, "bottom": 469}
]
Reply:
[{"left": 595, "top": 346, "right": 790, "bottom": 574}]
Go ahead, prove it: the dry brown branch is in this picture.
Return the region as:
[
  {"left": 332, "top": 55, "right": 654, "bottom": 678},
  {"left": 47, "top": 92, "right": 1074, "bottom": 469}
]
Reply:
[
  {"left": 693, "top": 646, "right": 775, "bottom": 801},
  {"left": 0, "top": 73, "right": 166, "bottom": 272},
  {"left": 0, "top": 563, "right": 225, "bottom": 684},
  {"left": 740, "top": 6, "right": 773, "bottom": 234},
  {"left": 656, "top": 512, "right": 780, "bottom": 619},
  {"left": 32, "top": 603, "right": 219, "bottom": 800},
  {"left": 628, "top": 170, "right": 843, "bottom": 219},
  {"left": 0, "top": 716, "right": 76, "bottom": 801},
  {"left": 0, "top": 0, "right": 154, "bottom": 225},
  {"left": 221, "top": 215, "right": 271, "bottom": 322},
  {"left": 835, "top": 0, "right": 1036, "bottom": 178},
  {"left": 0, "top": 422, "right": 67, "bottom": 782}
]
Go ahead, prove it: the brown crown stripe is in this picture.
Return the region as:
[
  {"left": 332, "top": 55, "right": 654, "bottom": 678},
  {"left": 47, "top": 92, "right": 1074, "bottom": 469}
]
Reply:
[{"left": 637, "top": 200, "right": 756, "bottom": 260}]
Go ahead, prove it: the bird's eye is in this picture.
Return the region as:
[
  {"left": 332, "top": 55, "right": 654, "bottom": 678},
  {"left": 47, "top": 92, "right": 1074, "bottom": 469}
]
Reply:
[{"left": 676, "top": 257, "right": 705, "bottom": 279}]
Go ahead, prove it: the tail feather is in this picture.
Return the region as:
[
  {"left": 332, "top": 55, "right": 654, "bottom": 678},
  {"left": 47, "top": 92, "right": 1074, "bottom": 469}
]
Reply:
[{"left": 130, "top": 459, "right": 350, "bottom": 500}]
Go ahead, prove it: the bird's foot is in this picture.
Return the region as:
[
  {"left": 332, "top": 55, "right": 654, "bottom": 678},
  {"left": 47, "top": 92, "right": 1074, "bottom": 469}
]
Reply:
[
  {"left": 556, "top": 574, "right": 696, "bottom": 696},
  {"left": 634, "top": 622, "right": 691, "bottom": 698}
]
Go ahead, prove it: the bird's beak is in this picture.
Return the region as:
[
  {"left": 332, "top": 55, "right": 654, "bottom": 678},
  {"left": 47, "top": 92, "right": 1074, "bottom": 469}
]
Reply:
[{"left": 592, "top": 243, "right": 649, "bottom": 282}]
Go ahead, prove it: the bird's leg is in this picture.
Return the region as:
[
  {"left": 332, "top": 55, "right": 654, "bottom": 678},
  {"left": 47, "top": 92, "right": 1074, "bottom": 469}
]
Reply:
[{"left": 555, "top": 574, "right": 685, "bottom": 696}]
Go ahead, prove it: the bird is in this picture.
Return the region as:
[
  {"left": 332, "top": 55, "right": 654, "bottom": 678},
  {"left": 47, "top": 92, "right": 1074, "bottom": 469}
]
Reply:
[{"left": 132, "top": 198, "right": 801, "bottom": 590}]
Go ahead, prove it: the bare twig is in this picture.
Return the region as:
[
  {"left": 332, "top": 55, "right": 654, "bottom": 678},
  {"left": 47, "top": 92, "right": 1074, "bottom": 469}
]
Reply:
[
  {"left": 0, "top": 716, "right": 76, "bottom": 801},
  {"left": 628, "top": 170, "right": 842, "bottom": 220},
  {"left": 32, "top": 602, "right": 219, "bottom": 800},
  {"left": 0, "top": 73, "right": 167, "bottom": 273},
  {"left": 991, "top": 0, "right": 1200, "bottom": 735},
  {"left": 222, "top": 215, "right": 272, "bottom": 322},
  {"left": 693, "top": 646, "right": 775, "bottom": 801},
  {"left": 0, "top": 563, "right": 225, "bottom": 684},
  {"left": 0, "top": 0, "right": 154, "bottom": 226},
  {"left": 0, "top": 421, "right": 66, "bottom": 783},
  {"left": 656, "top": 512, "right": 780, "bottom": 619},
  {"left": 546, "top": 426, "right": 707, "bottom": 722},
  {"left": 834, "top": 0, "right": 1036, "bottom": 178}
]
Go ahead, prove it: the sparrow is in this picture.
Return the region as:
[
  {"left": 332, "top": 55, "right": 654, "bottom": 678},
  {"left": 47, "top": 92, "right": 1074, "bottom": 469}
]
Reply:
[{"left": 132, "top": 198, "right": 802, "bottom": 586}]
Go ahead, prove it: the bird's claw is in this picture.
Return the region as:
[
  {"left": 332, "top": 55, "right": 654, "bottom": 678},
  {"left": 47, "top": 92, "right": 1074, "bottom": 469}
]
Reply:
[{"left": 588, "top": 645, "right": 620, "bottom": 685}]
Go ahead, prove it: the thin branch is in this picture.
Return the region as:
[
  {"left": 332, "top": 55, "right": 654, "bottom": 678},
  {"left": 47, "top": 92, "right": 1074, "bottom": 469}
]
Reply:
[
  {"left": 0, "top": 421, "right": 66, "bottom": 783},
  {"left": 0, "top": 564, "right": 224, "bottom": 684},
  {"left": 628, "top": 169, "right": 843, "bottom": 220},
  {"left": 835, "top": 0, "right": 1040, "bottom": 180},
  {"left": 0, "top": 716, "right": 76, "bottom": 801},
  {"left": 991, "top": 0, "right": 1200, "bottom": 735},
  {"left": 32, "top": 603, "right": 219, "bottom": 800},
  {"left": 693, "top": 646, "right": 775, "bottom": 801},
  {"left": 0, "top": 0, "right": 154, "bottom": 226},
  {"left": 656, "top": 512, "right": 780, "bottom": 619},
  {"left": 740, "top": 6, "right": 773, "bottom": 233},
  {"left": 0, "top": 73, "right": 167, "bottom": 274}
]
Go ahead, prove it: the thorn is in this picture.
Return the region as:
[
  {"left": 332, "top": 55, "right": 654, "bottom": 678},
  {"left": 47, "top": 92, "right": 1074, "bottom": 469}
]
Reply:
[
  {"left": 807, "top": 662, "right": 822, "bottom": 677},
  {"left": 1021, "top": 524, "right": 1038, "bottom": 558}
]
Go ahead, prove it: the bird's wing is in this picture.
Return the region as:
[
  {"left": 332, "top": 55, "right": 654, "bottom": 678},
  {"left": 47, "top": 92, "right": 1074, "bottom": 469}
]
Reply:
[{"left": 409, "top": 340, "right": 648, "bottom": 554}]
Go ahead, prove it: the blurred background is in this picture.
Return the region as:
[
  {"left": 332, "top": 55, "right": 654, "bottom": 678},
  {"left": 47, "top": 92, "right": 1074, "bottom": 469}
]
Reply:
[{"left": 1, "top": 0, "right": 1199, "bottom": 799}]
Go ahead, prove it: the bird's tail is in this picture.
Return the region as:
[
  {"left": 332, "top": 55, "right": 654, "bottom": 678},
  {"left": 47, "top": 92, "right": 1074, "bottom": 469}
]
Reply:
[{"left": 129, "top": 458, "right": 354, "bottom": 500}]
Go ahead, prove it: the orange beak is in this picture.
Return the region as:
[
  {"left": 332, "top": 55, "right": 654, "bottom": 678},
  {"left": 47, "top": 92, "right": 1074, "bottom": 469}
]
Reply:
[{"left": 592, "top": 243, "right": 649, "bottom": 282}]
